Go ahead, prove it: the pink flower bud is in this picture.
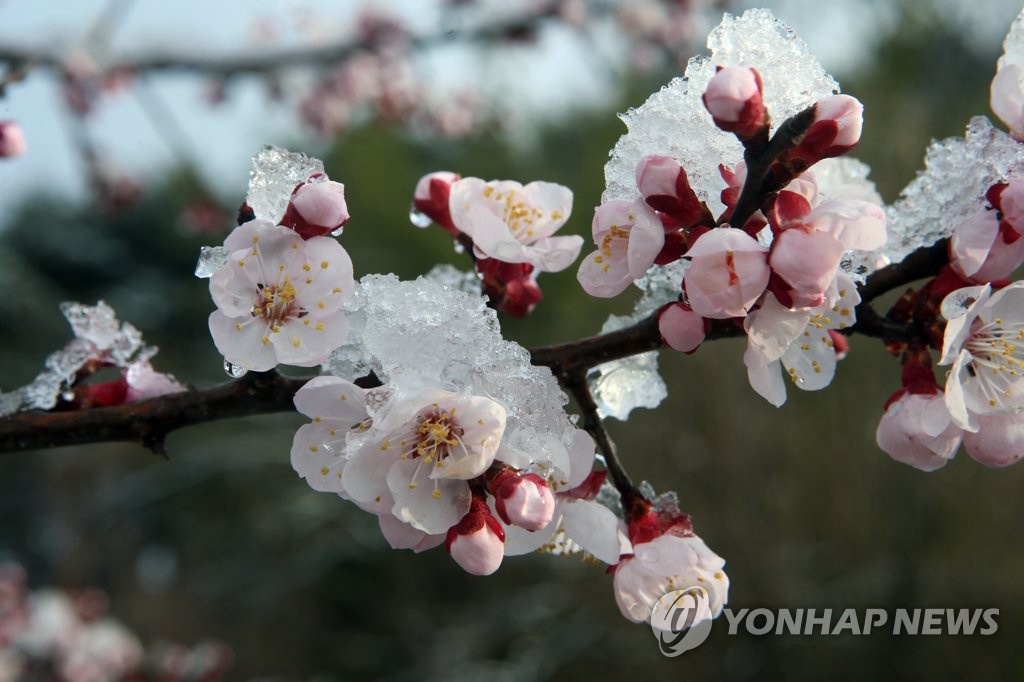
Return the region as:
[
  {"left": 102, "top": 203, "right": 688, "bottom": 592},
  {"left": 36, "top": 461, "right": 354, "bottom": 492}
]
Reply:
[
  {"left": 876, "top": 391, "right": 962, "bottom": 472},
  {"left": 702, "top": 67, "right": 767, "bottom": 140},
  {"left": 658, "top": 302, "right": 706, "bottom": 352},
  {"left": 634, "top": 155, "right": 711, "bottom": 228},
  {"left": 477, "top": 258, "right": 542, "bottom": 318},
  {"left": 683, "top": 227, "right": 769, "bottom": 319},
  {"left": 413, "top": 171, "right": 460, "bottom": 236},
  {"left": 491, "top": 472, "right": 556, "bottom": 531},
  {"left": 281, "top": 175, "right": 350, "bottom": 239},
  {"left": 795, "top": 95, "right": 863, "bottom": 161},
  {"left": 950, "top": 207, "right": 1024, "bottom": 283},
  {"left": 445, "top": 497, "right": 505, "bottom": 575},
  {"left": 963, "top": 413, "right": 1024, "bottom": 468},
  {"left": 0, "top": 121, "right": 26, "bottom": 158}
]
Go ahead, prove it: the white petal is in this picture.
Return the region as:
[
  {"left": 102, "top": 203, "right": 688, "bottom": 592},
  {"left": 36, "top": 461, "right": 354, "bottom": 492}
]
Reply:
[
  {"left": 743, "top": 294, "right": 811, "bottom": 366},
  {"left": 747, "top": 361, "right": 786, "bottom": 407},
  {"left": 293, "top": 376, "right": 367, "bottom": 422},
  {"left": 780, "top": 327, "right": 837, "bottom": 392},
  {"left": 269, "top": 311, "right": 350, "bottom": 367},
  {"left": 565, "top": 430, "right": 596, "bottom": 490},
  {"left": 387, "top": 459, "right": 471, "bottom": 534},
  {"left": 290, "top": 423, "right": 347, "bottom": 495},
  {"left": 560, "top": 499, "right": 624, "bottom": 565},
  {"left": 208, "top": 311, "right": 277, "bottom": 372}
]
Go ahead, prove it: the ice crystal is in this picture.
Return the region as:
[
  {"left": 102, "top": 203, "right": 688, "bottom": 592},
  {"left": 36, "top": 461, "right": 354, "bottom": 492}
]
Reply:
[
  {"left": 589, "top": 315, "right": 667, "bottom": 421},
  {"left": 246, "top": 145, "right": 324, "bottom": 224},
  {"left": 194, "top": 246, "right": 229, "bottom": 279},
  {"left": 604, "top": 8, "right": 838, "bottom": 218}
]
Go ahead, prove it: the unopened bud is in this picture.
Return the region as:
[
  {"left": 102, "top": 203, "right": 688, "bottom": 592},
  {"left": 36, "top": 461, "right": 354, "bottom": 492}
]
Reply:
[
  {"left": 491, "top": 471, "right": 555, "bottom": 531},
  {"left": 445, "top": 497, "right": 505, "bottom": 575},
  {"left": 702, "top": 67, "right": 768, "bottom": 141},
  {"left": 282, "top": 175, "right": 350, "bottom": 239},
  {"left": 413, "top": 171, "right": 461, "bottom": 236}
]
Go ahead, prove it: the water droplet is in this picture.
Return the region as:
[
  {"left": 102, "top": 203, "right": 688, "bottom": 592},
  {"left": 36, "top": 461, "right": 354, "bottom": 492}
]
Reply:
[
  {"left": 453, "top": 241, "right": 465, "bottom": 254},
  {"left": 223, "top": 360, "right": 248, "bottom": 378},
  {"left": 61, "top": 390, "right": 75, "bottom": 402},
  {"left": 408, "top": 204, "right": 432, "bottom": 228},
  {"left": 330, "top": 226, "right": 345, "bottom": 237}
]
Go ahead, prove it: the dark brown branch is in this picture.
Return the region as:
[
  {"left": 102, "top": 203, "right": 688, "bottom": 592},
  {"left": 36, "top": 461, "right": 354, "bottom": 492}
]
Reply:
[{"left": 562, "top": 372, "right": 636, "bottom": 500}]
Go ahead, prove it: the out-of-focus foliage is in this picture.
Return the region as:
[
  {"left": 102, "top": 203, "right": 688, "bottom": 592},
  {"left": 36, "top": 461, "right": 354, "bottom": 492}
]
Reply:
[{"left": 1, "top": 4, "right": 1023, "bottom": 680}]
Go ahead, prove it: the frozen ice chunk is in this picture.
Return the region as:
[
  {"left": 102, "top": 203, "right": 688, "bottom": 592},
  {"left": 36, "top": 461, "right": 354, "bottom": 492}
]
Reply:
[
  {"left": 325, "top": 274, "right": 574, "bottom": 467},
  {"left": 422, "top": 264, "right": 483, "bottom": 296},
  {"left": 885, "top": 117, "right": 1024, "bottom": 267},
  {"left": 194, "top": 245, "right": 229, "bottom": 279},
  {"left": 588, "top": 315, "right": 667, "bottom": 421},
  {"left": 605, "top": 8, "right": 838, "bottom": 218},
  {"left": 0, "top": 389, "right": 23, "bottom": 417},
  {"left": 632, "top": 258, "right": 687, "bottom": 319},
  {"left": 247, "top": 145, "right": 324, "bottom": 224},
  {"left": 4, "top": 302, "right": 159, "bottom": 413}
]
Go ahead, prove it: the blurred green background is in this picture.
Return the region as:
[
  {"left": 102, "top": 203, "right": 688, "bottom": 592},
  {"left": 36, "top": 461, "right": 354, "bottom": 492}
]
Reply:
[{"left": 2, "top": 1, "right": 1024, "bottom": 680}]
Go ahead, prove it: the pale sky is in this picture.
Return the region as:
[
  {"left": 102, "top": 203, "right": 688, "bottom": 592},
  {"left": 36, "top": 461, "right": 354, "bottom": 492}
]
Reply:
[{"left": 0, "top": 0, "right": 1017, "bottom": 219}]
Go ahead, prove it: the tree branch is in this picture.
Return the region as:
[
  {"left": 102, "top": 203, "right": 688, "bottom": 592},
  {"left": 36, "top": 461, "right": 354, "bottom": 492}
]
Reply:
[{"left": 0, "top": 240, "right": 951, "bottom": 455}]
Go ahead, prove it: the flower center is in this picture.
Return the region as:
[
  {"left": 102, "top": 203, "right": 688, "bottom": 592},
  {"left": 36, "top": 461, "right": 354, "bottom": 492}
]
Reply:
[
  {"left": 966, "top": 316, "right": 1024, "bottom": 407},
  {"left": 408, "top": 409, "right": 464, "bottom": 466},
  {"left": 252, "top": 276, "right": 305, "bottom": 325}
]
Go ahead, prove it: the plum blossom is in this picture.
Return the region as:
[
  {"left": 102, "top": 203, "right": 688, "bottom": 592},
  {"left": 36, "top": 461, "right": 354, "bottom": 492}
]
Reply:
[
  {"left": 876, "top": 391, "right": 962, "bottom": 472},
  {"left": 767, "top": 192, "right": 887, "bottom": 308},
  {"left": 290, "top": 376, "right": 370, "bottom": 496},
  {"left": 658, "top": 302, "right": 706, "bottom": 353},
  {"left": 446, "top": 495, "right": 506, "bottom": 575},
  {"left": 577, "top": 199, "right": 664, "bottom": 297},
  {"left": 208, "top": 219, "right": 354, "bottom": 371},
  {"left": 702, "top": 66, "right": 767, "bottom": 140},
  {"left": 613, "top": 507, "right": 728, "bottom": 624},
  {"left": 281, "top": 174, "right": 350, "bottom": 239},
  {"left": 949, "top": 182, "right": 1024, "bottom": 283},
  {"left": 487, "top": 465, "right": 556, "bottom": 531},
  {"left": 962, "top": 413, "right": 1024, "bottom": 467},
  {"left": 497, "top": 431, "right": 626, "bottom": 565},
  {"left": 412, "top": 170, "right": 460, "bottom": 236},
  {"left": 939, "top": 282, "right": 1024, "bottom": 430},
  {"left": 448, "top": 177, "right": 583, "bottom": 272},
  {"left": 744, "top": 273, "right": 860, "bottom": 406},
  {"left": 992, "top": 9, "right": 1024, "bottom": 140},
  {"left": 343, "top": 390, "right": 507, "bottom": 535},
  {"left": 683, "top": 227, "right": 769, "bottom": 319}
]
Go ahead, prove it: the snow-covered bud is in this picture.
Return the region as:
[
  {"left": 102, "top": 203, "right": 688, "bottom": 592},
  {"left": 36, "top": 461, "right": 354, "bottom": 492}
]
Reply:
[
  {"left": 0, "top": 121, "right": 26, "bottom": 158},
  {"left": 962, "top": 413, "right": 1024, "bottom": 468},
  {"left": 446, "top": 496, "right": 506, "bottom": 576},
  {"left": 702, "top": 66, "right": 768, "bottom": 141},
  {"left": 635, "top": 155, "right": 713, "bottom": 228},
  {"left": 793, "top": 95, "right": 863, "bottom": 161},
  {"left": 683, "top": 227, "right": 770, "bottom": 319},
  {"left": 658, "top": 302, "right": 706, "bottom": 353},
  {"left": 876, "top": 390, "right": 962, "bottom": 472},
  {"left": 413, "top": 170, "right": 461, "bottom": 236},
  {"left": 992, "top": 63, "right": 1024, "bottom": 140},
  {"left": 488, "top": 468, "right": 556, "bottom": 531},
  {"left": 281, "top": 175, "right": 350, "bottom": 239}
]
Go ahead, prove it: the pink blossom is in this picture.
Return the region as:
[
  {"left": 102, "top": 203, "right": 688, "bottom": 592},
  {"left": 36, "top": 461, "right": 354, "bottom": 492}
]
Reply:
[
  {"left": 614, "top": 529, "right": 729, "bottom": 624},
  {"left": 992, "top": 63, "right": 1024, "bottom": 140},
  {"left": 476, "top": 258, "right": 543, "bottom": 317},
  {"left": 635, "top": 154, "right": 713, "bottom": 228},
  {"left": 876, "top": 391, "right": 962, "bottom": 471},
  {"left": 413, "top": 170, "right": 461, "bottom": 236},
  {"left": 208, "top": 220, "right": 354, "bottom": 371},
  {"left": 791, "top": 94, "right": 863, "bottom": 161},
  {"left": 448, "top": 177, "right": 583, "bottom": 272},
  {"left": 282, "top": 176, "right": 350, "bottom": 239},
  {"left": 0, "top": 121, "right": 26, "bottom": 158},
  {"left": 498, "top": 430, "right": 625, "bottom": 565},
  {"left": 962, "top": 413, "right": 1024, "bottom": 467},
  {"left": 702, "top": 66, "right": 767, "bottom": 140},
  {"left": 124, "top": 360, "right": 186, "bottom": 402},
  {"left": 489, "top": 468, "right": 556, "bottom": 531},
  {"left": 744, "top": 274, "right": 860, "bottom": 406},
  {"left": 577, "top": 199, "right": 664, "bottom": 297},
  {"left": 290, "top": 376, "right": 369, "bottom": 496},
  {"left": 658, "top": 302, "right": 706, "bottom": 353},
  {"left": 949, "top": 206, "right": 1024, "bottom": 283},
  {"left": 446, "top": 496, "right": 505, "bottom": 575},
  {"left": 939, "top": 283, "right": 1024, "bottom": 430},
  {"left": 683, "top": 227, "right": 769, "bottom": 319},
  {"left": 768, "top": 195, "right": 886, "bottom": 308},
  {"left": 343, "top": 390, "right": 506, "bottom": 534}
]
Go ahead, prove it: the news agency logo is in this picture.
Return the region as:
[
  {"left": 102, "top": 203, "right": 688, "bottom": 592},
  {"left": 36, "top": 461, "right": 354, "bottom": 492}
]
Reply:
[
  {"left": 651, "top": 591, "right": 1002, "bottom": 657},
  {"left": 649, "top": 587, "right": 715, "bottom": 656}
]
